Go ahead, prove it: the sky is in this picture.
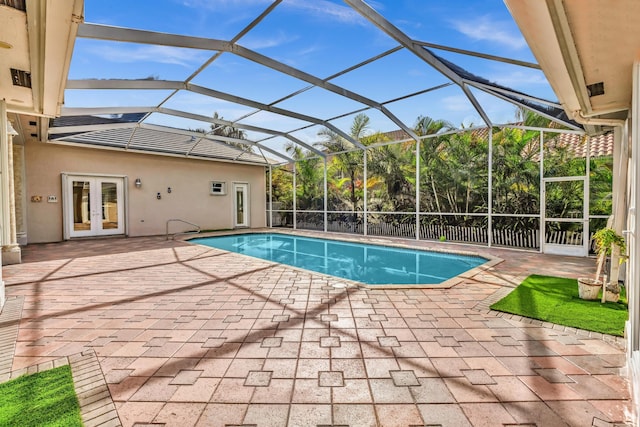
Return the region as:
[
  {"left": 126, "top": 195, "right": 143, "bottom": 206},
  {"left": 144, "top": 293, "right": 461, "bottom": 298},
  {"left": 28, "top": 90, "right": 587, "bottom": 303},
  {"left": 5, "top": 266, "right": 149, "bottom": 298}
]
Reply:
[{"left": 65, "top": 0, "right": 558, "bottom": 156}]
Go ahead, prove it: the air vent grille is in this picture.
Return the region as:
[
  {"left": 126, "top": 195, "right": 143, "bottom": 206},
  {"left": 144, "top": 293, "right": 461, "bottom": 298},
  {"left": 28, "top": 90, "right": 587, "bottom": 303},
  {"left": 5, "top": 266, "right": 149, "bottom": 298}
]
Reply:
[
  {"left": 0, "top": 0, "right": 26, "bottom": 12},
  {"left": 587, "top": 82, "right": 605, "bottom": 97},
  {"left": 10, "top": 68, "right": 31, "bottom": 88}
]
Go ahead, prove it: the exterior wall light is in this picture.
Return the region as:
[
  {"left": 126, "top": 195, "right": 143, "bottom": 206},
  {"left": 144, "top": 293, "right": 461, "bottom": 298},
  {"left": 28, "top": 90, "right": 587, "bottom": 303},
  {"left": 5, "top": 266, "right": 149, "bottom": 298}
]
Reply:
[{"left": 135, "top": 178, "right": 142, "bottom": 188}]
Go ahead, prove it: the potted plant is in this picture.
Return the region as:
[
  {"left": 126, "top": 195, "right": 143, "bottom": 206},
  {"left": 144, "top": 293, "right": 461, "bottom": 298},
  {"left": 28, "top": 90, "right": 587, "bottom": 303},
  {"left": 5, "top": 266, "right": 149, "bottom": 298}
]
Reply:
[{"left": 578, "top": 227, "right": 627, "bottom": 301}]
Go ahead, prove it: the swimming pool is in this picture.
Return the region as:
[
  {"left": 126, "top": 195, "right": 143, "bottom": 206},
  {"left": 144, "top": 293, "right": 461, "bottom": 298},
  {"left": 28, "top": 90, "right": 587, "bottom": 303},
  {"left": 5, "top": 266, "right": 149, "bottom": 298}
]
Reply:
[{"left": 191, "top": 233, "right": 488, "bottom": 286}]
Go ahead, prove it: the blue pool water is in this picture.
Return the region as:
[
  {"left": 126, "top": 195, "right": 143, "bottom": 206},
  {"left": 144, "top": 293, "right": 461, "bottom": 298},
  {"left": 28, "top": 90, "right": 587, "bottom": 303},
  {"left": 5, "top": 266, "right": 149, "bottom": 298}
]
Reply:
[{"left": 191, "top": 233, "right": 486, "bottom": 285}]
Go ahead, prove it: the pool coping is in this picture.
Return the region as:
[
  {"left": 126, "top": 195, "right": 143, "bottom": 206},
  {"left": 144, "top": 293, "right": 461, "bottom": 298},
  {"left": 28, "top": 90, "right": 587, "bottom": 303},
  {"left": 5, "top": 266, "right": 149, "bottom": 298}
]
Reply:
[{"left": 184, "top": 228, "right": 503, "bottom": 289}]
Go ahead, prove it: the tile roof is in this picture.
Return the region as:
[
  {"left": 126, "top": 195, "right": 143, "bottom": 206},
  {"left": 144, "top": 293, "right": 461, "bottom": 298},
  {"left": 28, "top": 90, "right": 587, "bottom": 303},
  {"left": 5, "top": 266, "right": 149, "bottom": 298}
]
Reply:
[{"left": 381, "top": 127, "right": 613, "bottom": 158}]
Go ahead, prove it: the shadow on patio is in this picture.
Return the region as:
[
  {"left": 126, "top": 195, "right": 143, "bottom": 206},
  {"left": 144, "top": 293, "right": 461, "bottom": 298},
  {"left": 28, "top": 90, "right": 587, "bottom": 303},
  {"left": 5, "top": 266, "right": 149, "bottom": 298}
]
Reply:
[{"left": 0, "top": 236, "right": 633, "bottom": 426}]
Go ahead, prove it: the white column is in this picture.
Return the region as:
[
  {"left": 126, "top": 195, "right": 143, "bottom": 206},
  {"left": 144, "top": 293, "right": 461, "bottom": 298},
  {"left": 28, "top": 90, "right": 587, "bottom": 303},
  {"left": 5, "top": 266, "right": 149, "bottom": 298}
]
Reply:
[
  {"left": 609, "top": 126, "right": 628, "bottom": 284},
  {"left": 0, "top": 100, "right": 19, "bottom": 267}
]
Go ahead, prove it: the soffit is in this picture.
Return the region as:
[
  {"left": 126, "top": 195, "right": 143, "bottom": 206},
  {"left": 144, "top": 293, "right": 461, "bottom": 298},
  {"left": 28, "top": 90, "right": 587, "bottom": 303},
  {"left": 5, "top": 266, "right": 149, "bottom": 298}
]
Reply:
[
  {"left": 564, "top": 0, "right": 640, "bottom": 114},
  {"left": 0, "top": 5, "right": 32, "bottom": 111},
  {"left": 507, "top": 0, "right": 640, "bottom": 121}
]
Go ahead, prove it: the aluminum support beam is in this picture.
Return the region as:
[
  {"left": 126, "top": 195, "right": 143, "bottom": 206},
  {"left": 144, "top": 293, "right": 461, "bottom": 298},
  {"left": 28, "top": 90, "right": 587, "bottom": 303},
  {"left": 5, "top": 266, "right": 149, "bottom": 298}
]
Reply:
[
  {"left": 488, "top": 128, "right": 493, "bottom": 247},
  {"left": 413, "top": 40, "right": 541, "bottom": 69},
  {"left": 468, "top": 81, "right": 583, "bottom": 131},
  {"left": 269, "top": 165, "right": 273, "bottom": 228},
  {"left": 139, "top": 123, "right": 290, "bottom": 162},
  {"left": 60, "top": 106, "right": 325, "bottom": 159},
  {"left": 157, "top": 108, "right": 326, "bottom": 158},
  {"left": 66, "top": 79, "right": 362, "bottom": 150},
  {"left": 78, "top": 23, "right": 417, "bottom": 143},
  {"left": 78, "top": 23, "right": 231, "bottom": 51},
  {"left": 324, "top": 158, "right": 328, "bottom": 233},
  {"left": 344, "top": 0, "right": 492, "bottom": 127}
]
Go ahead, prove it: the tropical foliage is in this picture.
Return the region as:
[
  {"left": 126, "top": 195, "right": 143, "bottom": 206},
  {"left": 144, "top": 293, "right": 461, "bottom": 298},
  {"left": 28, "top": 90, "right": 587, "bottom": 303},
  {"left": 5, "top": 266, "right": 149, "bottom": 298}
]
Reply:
[{"left": 269, "top": 110, "right": 612, "bottom": 242}]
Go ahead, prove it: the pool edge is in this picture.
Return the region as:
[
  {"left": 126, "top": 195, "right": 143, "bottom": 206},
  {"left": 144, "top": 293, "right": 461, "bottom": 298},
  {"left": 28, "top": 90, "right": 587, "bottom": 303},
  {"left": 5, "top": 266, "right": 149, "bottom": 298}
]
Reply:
[{"left": 184, "top": 228, "right": 504, "bottom": 289}]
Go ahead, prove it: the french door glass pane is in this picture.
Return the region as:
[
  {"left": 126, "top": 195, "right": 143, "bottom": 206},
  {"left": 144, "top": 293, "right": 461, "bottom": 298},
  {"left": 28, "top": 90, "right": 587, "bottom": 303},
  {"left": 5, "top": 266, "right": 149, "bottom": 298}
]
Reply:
[
  {"left": 101, "top": 182, "right": 119, "bottom": 230},
  {"left": 72, "top": 181, "right": 91, "bottom": 231}
]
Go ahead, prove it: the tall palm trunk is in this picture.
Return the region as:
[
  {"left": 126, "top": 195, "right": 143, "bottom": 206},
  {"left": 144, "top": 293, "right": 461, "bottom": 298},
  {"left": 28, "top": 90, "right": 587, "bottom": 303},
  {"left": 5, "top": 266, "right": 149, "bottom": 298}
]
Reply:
[{"left": 430, "top": 175, "right": 443, "bottom": 219}]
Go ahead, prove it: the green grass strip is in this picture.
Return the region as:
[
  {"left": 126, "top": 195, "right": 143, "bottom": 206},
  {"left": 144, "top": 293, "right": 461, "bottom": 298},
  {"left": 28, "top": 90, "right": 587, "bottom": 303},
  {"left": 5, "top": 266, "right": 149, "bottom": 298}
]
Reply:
[
  {"left": 0, "top": 364, "right": 82, "bottom": 427},
  {"left": 490, "top": 274, "right": 628, "bottom": 337}
]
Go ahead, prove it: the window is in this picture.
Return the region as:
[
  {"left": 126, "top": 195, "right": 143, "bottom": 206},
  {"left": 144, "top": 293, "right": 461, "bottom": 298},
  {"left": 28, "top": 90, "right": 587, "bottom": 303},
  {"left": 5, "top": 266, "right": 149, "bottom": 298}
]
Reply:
[{"left": 210, "top": 181, "right": 226, "bottom": 195}]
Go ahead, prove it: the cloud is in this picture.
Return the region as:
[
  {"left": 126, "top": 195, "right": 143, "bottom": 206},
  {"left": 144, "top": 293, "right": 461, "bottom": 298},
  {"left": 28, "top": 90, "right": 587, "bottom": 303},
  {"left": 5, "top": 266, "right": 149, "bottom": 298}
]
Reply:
[
  {"left": 179, "top": 0, "right": 365, "bottom": 25},
  {"left": 450, "top": 15, "right": 527, "bottom": 50},
  {"left": 282, "top": 0, "right": 367, "bottom": 25},
  {"left": 442, "top": 95, "right": 473, "bottom": 112},
  {"left": 241, "top": 31, "right": 299, "bottom": 50},
  {"left": 179, "top": 0, "right": 271, "bottom": 10},
  {"left": 487, "top": 70, "right": 548, "bottom": 87},
  {"left": 95, "top": 45, "right": 207, "bottom": 67}
]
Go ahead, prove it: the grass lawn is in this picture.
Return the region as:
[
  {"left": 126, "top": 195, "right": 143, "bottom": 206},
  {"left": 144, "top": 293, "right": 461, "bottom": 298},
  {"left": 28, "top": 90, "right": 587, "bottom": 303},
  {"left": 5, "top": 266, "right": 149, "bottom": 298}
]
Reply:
[
  {"left": 490, "top": 274, "right": 628, "bottom": 336},
  {"left": 0, "top": 364, "right": 82, "bottom": 427}
]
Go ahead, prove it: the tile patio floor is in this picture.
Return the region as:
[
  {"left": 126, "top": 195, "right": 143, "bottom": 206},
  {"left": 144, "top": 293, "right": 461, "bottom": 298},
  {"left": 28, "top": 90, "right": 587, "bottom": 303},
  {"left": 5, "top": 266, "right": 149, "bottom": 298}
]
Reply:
[{"left": 1, "top": 231, "right": 635, "bottom": 426}]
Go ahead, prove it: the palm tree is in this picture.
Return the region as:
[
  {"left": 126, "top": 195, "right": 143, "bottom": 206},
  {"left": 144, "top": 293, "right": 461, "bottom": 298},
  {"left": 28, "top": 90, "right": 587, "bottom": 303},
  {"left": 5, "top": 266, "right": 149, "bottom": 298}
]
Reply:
[
  {"left": 207, "top": 112, "right": 253, "bottom": 153},
  {"left": 415, "top": 115, "right": 453, "bottom": 218},
  {"left": 316, "top": 113, "right": 370, "bottom": 211},
  {"left": 367, "top": 140, "right": 416, "bottom": 212},
  {"left": 285, "top": 143, "right": 323, "bottom": 210}
]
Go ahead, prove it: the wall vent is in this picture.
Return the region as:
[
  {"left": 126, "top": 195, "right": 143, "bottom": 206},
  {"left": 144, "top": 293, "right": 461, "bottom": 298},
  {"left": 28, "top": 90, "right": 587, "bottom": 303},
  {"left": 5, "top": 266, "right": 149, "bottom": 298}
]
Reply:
[
  {"left": 0, "top": 0, "right": 26, "bottom": 12},
  {"left": 10, "top": 68, "right": 31, "bottom": 88},
  {"left": 586, "top": 82, "right": 605, "bottom": 97}
]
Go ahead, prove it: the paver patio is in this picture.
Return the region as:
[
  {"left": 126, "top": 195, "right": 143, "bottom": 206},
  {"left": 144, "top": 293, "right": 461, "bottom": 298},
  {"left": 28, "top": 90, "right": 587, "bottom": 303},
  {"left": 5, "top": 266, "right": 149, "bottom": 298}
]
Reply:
[{"left": 0, "top": 232, "right": 635, "bottom": 426}]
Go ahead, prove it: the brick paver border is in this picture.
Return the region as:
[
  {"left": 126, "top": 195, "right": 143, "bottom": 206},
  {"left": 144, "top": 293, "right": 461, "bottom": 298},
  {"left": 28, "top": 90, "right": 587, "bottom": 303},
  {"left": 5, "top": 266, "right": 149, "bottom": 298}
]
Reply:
[
  {"left": 0, "top": 350, "right": 121, "bottom": 427},
  {"left": 0, "top": 296, "right": 23, "bottom": 378},
  {"left": 0, "top": 294, "right": 121, "bottom": 426}
]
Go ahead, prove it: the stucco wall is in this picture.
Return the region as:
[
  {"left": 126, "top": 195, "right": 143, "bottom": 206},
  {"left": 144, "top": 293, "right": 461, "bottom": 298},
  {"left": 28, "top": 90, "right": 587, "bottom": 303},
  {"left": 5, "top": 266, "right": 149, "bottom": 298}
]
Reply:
[{"left": 25, "top": 141, "right": 266, "bottom": 243}]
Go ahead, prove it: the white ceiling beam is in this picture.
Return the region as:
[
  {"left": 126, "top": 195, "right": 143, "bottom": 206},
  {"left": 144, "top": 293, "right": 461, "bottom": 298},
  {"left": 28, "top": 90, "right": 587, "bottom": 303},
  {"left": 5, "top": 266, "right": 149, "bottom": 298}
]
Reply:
[
  {"left": 66, "top": 79, "right": 184, "bottom": 90},
  {"left": 48, "top": 122, "right": 137, "bottom": 134},
  {"left": 61, "top": 106, "right": 156, "bottom": 116}
]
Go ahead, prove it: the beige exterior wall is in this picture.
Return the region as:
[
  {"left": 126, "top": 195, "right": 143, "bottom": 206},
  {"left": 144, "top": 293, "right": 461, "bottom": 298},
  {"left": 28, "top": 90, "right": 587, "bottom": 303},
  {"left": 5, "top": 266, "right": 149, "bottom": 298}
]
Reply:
[{"left": 25, "top": 141, "right": 266, "bottom": 243}]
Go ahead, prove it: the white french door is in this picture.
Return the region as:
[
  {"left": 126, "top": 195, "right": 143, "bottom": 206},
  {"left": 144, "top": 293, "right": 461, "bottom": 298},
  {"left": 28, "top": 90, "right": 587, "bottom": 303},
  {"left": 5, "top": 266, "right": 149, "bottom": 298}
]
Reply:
[
  {"left": 63, "top": 175, "right": 125, "bottom": 238},
  {"left": 233, "top": 182, "right": 249, "bottom": 228}
]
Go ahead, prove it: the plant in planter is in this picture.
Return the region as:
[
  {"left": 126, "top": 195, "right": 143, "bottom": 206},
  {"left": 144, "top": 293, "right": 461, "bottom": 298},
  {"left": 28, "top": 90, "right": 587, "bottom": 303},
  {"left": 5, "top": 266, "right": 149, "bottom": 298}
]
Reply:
[{"left": 578, "top": 228, "right": 627, "bottom": 301}]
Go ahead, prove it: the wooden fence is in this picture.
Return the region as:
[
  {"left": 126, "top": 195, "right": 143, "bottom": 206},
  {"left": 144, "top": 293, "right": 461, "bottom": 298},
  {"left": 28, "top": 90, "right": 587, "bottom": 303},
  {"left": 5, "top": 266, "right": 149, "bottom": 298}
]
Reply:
[{"left": 294, "top": 219, "right": 597, "bottom": 252}]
